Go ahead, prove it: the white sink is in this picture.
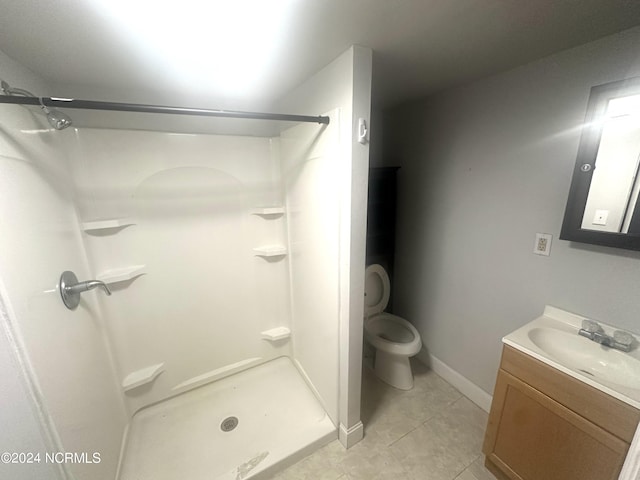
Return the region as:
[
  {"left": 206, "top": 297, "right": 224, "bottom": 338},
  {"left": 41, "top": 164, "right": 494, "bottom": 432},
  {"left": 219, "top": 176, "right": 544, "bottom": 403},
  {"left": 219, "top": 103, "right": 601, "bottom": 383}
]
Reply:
[
  {"left": 527, "top": 326, "right": 640, "bottom": 390},
  {"left": 503, "top": 306, "right": 640, "bottom": 409}
]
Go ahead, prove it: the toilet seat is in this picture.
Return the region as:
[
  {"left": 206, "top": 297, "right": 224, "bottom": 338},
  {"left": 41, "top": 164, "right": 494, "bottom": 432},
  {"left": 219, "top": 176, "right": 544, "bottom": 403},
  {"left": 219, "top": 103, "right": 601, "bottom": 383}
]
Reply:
[
  {"left": 364, "top": 313, "right": 422, "bottom": 356},
  {"left": 364, "top": 264, "right": 390, "bottom": 317}
]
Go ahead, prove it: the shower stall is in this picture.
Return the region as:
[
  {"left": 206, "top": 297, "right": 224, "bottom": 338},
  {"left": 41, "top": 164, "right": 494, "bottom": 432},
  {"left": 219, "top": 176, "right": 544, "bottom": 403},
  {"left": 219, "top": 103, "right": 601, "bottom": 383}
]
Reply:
[{"left": 0, "top": 46, "right": 372, "bottom": 480}]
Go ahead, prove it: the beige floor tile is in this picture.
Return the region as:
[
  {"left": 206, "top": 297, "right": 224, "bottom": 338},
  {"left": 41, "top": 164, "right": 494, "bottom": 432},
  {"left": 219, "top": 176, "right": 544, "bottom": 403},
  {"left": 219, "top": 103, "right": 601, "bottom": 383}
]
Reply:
[
  {"left": 363, "top": 409, "right": 422, "bottom": 447},
  {"left": 361, "top": 360, "right": 462, "bottom": 447},
  {"left": 389, "top": 421, "right": 468, "bottom": 480},
  {"left": 273, "top": 365, "right": 490, "bottom": 480},
  {"left": 270, "top": 441, "right": 345, "bottom": 480},
  {"left": 466, "top": 456, "right": 497, "bottom": 480},
  {"left": 338, "top": 441, "right": 408, "bottom": 480},
  {"left": 437, "top": 397, "right": 488, "bottom": 458},
  {"left": 270, "top": 460, "right": 343, "bottom": 480},
  {"left": 455, "top": 469, "right": 480, "bottom": 480},
  {"left": 270, "top": 433, "right": 410, "bottom": 480},
  {"left": 391, "top": 376, "right": 462, "bottom": 424},
  {"left": 360, "top": 369, "right": 403, "bottom": 419},
  {"left": 316, "top": 439, "right": 353, "bottom": 465},
  {"left": 389, "top": 397, "right": 488, "bottom": 480}
]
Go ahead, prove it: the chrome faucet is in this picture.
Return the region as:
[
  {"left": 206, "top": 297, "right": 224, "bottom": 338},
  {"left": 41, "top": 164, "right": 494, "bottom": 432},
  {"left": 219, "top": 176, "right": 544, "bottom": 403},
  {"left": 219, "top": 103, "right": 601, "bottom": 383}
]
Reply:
[
  {"left": 578, "top": 319, "right": 635, "bottom": 352},
  {"left": 59, "top": 270, "right": 111, "bottom": 310}
]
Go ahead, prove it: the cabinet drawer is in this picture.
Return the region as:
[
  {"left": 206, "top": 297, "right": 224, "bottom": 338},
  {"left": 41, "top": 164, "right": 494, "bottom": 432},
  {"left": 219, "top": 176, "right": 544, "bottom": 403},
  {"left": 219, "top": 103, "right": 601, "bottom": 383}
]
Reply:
[{"left": 500, "top": 345, "right": 640, "bottom": 442}]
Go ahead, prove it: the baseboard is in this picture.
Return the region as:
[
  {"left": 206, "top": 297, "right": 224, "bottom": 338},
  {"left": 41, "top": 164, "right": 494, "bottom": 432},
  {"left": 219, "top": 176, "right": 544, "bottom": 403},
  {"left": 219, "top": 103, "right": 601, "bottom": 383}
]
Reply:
[
  {"left": 339, "top": 421, "right": 363, "bottom": 449},
  {"left": 418, "top": 351, "right": 493, "bottom": 413}
]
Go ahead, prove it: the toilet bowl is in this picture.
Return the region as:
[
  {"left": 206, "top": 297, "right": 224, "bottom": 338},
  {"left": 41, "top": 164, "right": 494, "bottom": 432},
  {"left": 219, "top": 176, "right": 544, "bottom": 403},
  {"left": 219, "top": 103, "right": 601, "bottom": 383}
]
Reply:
[{"left": 364, "top": 264, "right": 422, "bottom": 390}]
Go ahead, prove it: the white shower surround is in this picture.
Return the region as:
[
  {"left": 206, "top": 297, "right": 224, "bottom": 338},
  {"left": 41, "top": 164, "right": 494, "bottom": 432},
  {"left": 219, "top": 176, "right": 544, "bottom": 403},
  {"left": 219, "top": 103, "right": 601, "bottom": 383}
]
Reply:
[
  {"left": 66, "top": 112, "right": 345, "bottom": 425},
  {"left": 0, "top": 45, "right": 372, "bottom": 480},
  {"left": 68, "top": 128, "right": 295, "bottom": 416}
]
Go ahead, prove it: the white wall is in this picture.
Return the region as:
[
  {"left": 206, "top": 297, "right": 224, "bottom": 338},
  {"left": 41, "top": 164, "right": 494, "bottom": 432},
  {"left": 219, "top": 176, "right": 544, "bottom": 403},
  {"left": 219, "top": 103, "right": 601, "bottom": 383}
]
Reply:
[
  {"left": 384, "top": 26, "right": 640, "bottom": 395},
  {"left": 0, "top": 51, "right": 128, "bottom": 479},
  {"left": 278, "top": 45, "right": 372, "bottom": 446},
  {"left": 67, "top": 128, "right": 292, "bottom": 414}
]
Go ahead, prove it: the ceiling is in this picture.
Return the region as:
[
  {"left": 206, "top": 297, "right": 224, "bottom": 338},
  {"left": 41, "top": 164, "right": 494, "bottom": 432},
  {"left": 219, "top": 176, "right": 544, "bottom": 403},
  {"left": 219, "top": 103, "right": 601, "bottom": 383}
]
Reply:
[{"left": 0, "top": 0, "right": 640, "bottom": 110}]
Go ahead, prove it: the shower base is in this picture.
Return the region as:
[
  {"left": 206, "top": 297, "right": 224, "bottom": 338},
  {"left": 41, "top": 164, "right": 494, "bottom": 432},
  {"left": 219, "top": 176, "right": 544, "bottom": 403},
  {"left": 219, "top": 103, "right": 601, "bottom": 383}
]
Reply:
[{"left": 118, "top": 356, "right": 336, "bottom": 480}]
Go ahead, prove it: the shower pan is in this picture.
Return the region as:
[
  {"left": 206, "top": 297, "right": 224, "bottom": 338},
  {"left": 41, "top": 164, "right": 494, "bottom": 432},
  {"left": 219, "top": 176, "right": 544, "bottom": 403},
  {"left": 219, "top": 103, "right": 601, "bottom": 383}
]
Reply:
[{"left": 119, "top": 358, "right": 335, "bottom": 480}]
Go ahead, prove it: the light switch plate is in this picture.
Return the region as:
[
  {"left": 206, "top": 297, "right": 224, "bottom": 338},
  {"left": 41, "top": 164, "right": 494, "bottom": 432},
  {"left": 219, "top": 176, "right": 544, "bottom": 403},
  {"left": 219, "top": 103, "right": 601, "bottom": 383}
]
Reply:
[{"left": 533, "top": 233, "right": 552, "bottom": 256}]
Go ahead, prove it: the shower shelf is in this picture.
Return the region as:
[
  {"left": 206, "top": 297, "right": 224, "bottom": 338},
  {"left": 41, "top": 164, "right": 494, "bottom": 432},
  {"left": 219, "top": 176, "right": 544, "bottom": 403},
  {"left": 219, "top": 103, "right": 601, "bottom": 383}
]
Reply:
[
  {"left": 253, "top": 245, "right": 287, "bottom": 257},
  {"left": 81, "top": 218, "right": 135, "bottom": 232},
  {"left": 251, "top": 207, "right": 285, "bottom": 216},
  {"left": 98, "top": 265, "right": 146, "bottom": 284},
  {"left": 122, "top": 363, "right": 164, "bottom": 392},
  {"left": 261, "top": 327, "right": 291, "bottom": 341}
]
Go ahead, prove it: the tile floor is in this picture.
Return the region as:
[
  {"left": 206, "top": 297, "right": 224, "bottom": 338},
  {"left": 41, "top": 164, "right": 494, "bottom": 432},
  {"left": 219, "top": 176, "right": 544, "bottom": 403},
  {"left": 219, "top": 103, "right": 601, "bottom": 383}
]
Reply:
[{"left": 270, "top": 359, "right": 497, "bottom": 480}]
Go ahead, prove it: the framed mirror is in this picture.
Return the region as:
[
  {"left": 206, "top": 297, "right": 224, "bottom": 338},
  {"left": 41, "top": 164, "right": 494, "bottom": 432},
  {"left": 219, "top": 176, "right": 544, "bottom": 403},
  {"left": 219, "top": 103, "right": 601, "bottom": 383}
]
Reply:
[{"left": 561, "top": 76, "right": 640, "bottom": 251}]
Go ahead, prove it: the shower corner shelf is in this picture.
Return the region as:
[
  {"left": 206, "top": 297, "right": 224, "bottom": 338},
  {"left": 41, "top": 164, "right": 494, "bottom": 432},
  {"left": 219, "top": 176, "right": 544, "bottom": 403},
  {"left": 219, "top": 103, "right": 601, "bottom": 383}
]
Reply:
[
  {"left": 81, "top": 218, "right": 135, "bottom": 232},
  {"left": 122, "top": 363, "right": 164, "bottom": 392},
  {"left": 253, "top": 245, "right": 287, "bottom": 257},
  {"left": 261, "top": 327, "right": 291, "bottom": 342},
  {"left": 98, "top": 264, "right": 146, "bottom": 284},
  {"left": 251, "top": 206, "right": 285, "bottom": 216}
]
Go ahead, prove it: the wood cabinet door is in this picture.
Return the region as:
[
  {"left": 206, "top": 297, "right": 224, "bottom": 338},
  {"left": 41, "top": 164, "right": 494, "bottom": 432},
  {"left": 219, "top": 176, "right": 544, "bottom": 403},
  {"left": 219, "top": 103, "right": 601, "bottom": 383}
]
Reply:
[{"left": 483, "top": 369, "right": 629, "bottom": 480}]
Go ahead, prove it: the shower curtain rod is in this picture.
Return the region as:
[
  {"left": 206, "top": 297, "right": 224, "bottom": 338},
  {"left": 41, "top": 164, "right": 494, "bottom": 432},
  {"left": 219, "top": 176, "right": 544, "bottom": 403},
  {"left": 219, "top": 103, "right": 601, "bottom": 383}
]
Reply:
[{"left": 0, "top": 95, "right": 330, "bottom": 125}]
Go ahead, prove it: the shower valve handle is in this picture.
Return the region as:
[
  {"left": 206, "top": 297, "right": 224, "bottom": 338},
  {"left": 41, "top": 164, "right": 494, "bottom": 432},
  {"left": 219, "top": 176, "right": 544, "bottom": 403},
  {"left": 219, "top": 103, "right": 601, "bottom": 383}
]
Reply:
[{"left": 60, "top": 271, "right": 111, "bottom": 310}]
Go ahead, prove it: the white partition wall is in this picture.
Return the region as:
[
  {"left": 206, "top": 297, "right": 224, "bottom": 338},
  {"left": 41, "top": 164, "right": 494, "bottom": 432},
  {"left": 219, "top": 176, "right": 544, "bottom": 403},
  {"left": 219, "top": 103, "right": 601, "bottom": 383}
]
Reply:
[{"left": 278, "top": 46, "right": 373, "bottom": 447}]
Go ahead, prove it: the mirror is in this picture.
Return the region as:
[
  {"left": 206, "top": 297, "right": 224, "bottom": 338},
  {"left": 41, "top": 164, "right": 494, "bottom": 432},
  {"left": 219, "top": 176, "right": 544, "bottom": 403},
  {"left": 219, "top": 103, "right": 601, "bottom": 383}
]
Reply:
[{"left": 561, "top": 76, "right": 640, "bottom": 251}]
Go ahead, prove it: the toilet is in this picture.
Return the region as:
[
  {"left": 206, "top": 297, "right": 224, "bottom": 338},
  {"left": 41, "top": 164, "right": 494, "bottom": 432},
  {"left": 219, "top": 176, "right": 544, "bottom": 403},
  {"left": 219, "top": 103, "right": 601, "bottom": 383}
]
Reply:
[{"left": 364, "top": 264, "right": 422, "bottom": 390}]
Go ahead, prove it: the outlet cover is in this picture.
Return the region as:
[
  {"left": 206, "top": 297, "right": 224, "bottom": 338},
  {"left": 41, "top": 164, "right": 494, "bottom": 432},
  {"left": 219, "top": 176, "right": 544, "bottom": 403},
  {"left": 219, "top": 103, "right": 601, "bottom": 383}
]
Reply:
[{"left": 533, "top": 233, "right": 552, "bottom": 256}]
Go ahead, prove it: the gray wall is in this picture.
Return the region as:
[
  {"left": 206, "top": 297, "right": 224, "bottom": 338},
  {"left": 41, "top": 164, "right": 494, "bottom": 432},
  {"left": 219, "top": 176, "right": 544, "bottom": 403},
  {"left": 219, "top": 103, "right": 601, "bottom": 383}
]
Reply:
[{"left": 383, "top": 26, "right": 640, "bottom": 394}]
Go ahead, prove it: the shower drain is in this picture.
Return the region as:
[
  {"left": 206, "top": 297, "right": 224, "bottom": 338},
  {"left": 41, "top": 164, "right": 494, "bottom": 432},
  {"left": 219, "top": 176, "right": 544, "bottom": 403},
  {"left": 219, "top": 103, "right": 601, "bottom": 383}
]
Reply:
[{"left": 220, "top": 416, "right": 239, "bottom": 432}]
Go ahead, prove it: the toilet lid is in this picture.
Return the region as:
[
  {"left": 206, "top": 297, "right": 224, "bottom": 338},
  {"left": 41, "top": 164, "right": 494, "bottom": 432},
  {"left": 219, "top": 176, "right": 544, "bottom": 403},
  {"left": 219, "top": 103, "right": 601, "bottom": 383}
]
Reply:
[{"left": 364, "top": 264, "right": 390, "bottom": 316}]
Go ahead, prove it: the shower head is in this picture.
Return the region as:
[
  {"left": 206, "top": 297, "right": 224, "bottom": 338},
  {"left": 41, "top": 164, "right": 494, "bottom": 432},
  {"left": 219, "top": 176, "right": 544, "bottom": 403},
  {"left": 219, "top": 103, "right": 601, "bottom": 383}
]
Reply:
[
  {"left": 1, "top": 79, "right": 73, "bottom": 130},
  {"left": 40, "top": 104, "right": 73, "bottom": 130}
]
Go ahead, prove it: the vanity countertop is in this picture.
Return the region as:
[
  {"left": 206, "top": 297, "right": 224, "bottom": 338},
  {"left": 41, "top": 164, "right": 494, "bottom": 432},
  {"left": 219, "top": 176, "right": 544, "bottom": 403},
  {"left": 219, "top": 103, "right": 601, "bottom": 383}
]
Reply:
[{"left": 503, "top": 305, "right": 640, "bottom": 410}]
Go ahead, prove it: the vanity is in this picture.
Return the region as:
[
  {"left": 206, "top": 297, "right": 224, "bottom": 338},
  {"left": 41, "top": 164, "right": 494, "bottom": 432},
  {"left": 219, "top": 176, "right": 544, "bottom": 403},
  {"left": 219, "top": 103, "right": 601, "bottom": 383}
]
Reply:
[{"left": 483, "top": 306, "right": 640, "bottom": 480}]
